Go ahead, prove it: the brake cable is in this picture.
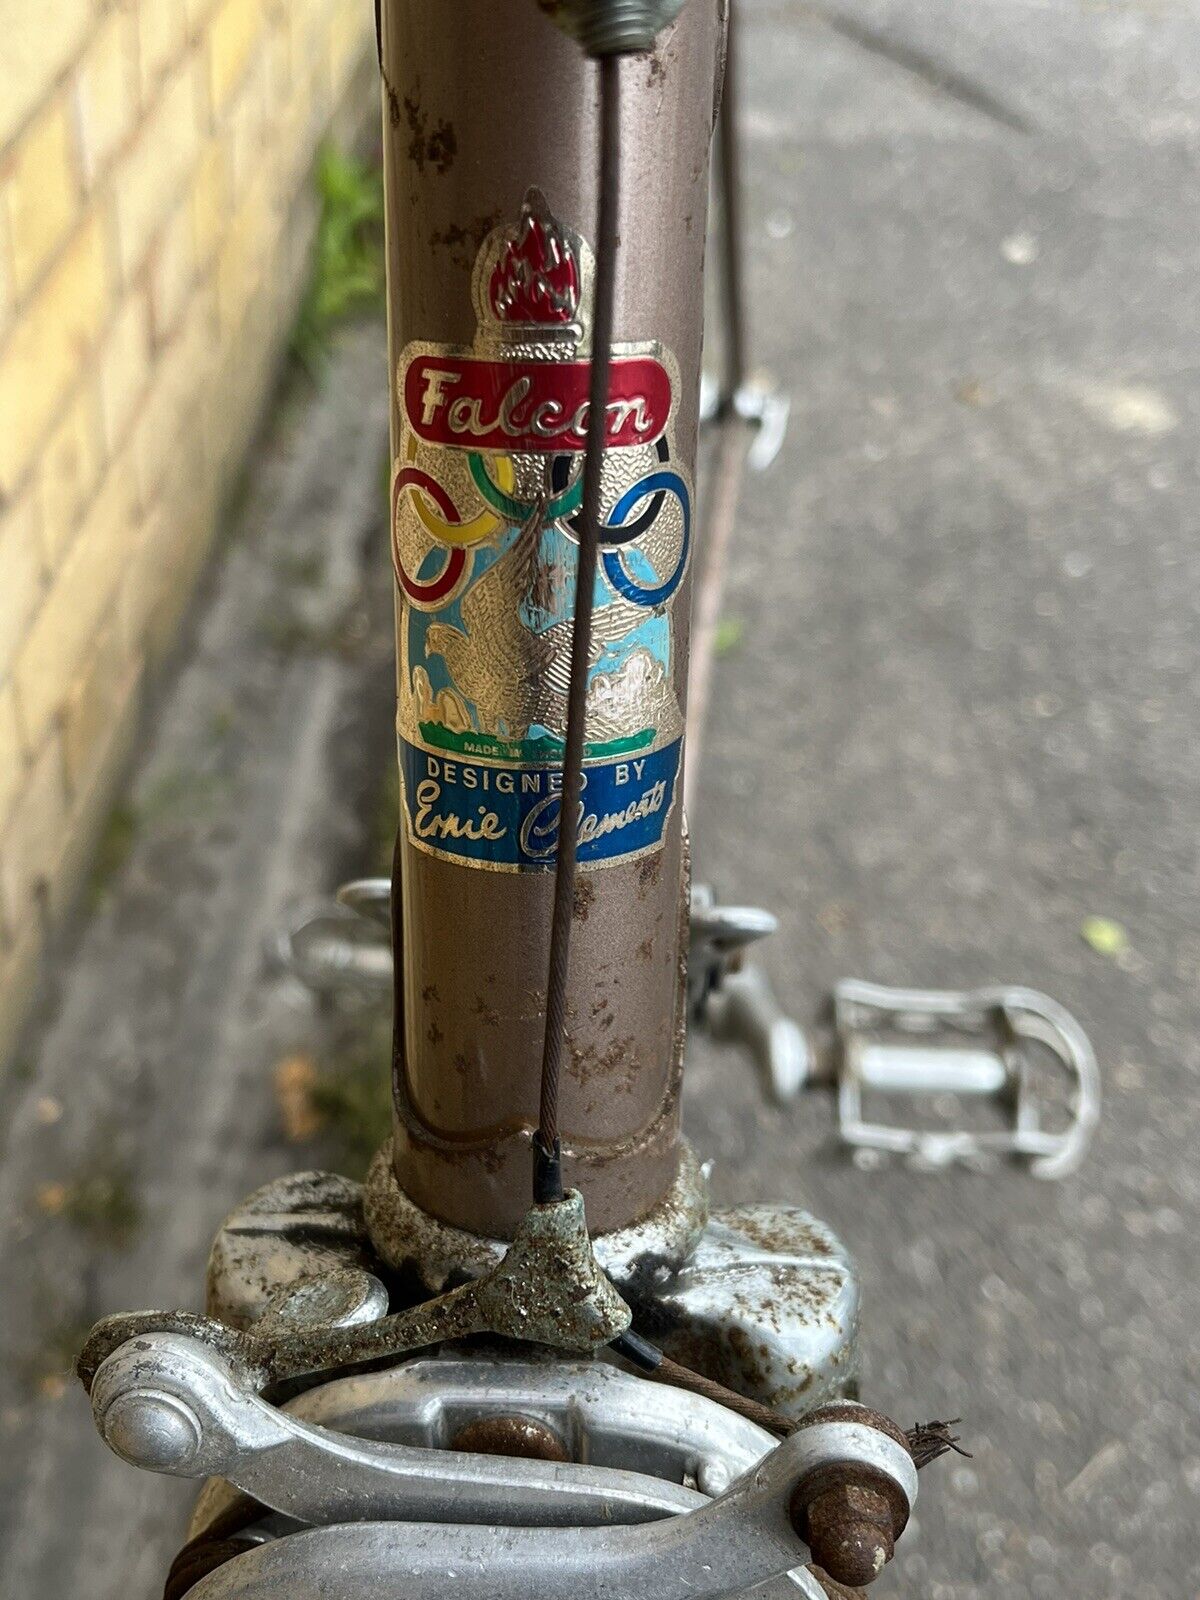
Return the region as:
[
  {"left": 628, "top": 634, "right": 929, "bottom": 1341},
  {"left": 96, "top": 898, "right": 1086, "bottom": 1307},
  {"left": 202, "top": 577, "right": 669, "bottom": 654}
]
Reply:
[{"left": 533, "top": 51, "right": 622, "bottom": 1205}]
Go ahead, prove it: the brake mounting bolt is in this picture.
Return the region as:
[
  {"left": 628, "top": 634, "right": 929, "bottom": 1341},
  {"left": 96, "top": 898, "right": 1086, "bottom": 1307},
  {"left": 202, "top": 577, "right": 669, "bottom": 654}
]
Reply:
[
  {"left": 804, "top": 1479, "right": 895, "bottom": 1587},
  {"left": 788, "top": 1403, "right": 914, "bottom": 1589}
]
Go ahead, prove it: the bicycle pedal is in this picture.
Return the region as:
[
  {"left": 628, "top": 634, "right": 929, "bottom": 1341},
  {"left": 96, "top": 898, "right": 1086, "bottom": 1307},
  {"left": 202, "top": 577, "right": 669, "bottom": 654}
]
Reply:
[{"left": 830, "top": 979, "right": 1100, "bottom": 1179}]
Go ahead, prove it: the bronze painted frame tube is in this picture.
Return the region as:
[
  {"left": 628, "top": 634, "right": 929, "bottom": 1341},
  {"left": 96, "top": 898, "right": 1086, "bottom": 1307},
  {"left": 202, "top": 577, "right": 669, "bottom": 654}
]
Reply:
[{"left": 381, "top": 0, "right": 722, "bottom": 1237}]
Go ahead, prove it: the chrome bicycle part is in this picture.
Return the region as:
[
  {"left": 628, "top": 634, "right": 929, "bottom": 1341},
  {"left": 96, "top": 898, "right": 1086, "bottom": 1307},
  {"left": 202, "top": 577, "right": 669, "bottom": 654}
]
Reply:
[
  {"left": 173, "top": 1395, "right": 917, "bottom": 1600},
  {"left": 691, "top": 889, "right": 1099, "bottom": 1176},
  {"left": 699, "top": 372, "right": 791, "bottom": 471},
  {"left": 830, "top": 979, "right": 1101, "bottom": 1177},
  {"left": 90, "top": 1334, "right": 704, "bottom": 1526},
  {"left": 545, "top": 0, "right": 693, "bottom": 56}
]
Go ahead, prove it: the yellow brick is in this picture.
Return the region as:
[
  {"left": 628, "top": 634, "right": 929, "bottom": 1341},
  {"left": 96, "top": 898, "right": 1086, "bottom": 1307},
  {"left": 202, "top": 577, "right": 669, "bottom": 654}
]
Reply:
[
  {"left": 209, "top": 0, "right": 263, "bottom": 116},
  {"left": 37, "top": 380, "right": 105, "bottom": 567},
  {"left": 190, "top": 137, "right": 229, "bottom": 268},
  {"left": 119, "top": 418, "right": 215, "bottom": 667},
  {"left": 184, "top": 0, "right": 221, "bottom": 37},
  {"left": 0, "top": 728, "right": 69, "bottom": 926},
  {"left": 0, "top": 490, "right": 45, "bottom": 682},
  {"left": 148, "top": 196, "right": 195, "bottom": 344},
  {"left": 99, "top": 286, "right": 154, "bottom": 450},
  {"left": 216, "top": 169, "right": 280, "bottom": 339},
  {"left": 0, "top": 177, "right": 14, "bottom": 338},
  {"left": 74, "top": 4, "right": 142, "bottom": 188},
  {"left": 0, "top": 211, "right": 110, "bottom": 499},
  {"left": 205, "top": 303, "right": 276, "bottom": 492},
  {"left": 287, "top": 11, "right": 333, "bottom": 141},
  {"left": 225, "top": 51, "right": 271, "bottom": 201},
  {"left": 264, "top": 4, "right": 292, "bottom": 103},
  {"left": 47, "top": 659, "right": 141, "bottom": 926},
  {"left": 1, "top": 95, "right": 81, "bottom": 300},
  {"left": 0, "top": 681, "right": 23, "bottom": 825},
  {"left": 140, "top": 0, "right": 188, "bottom": 87},
  {"left": 0, "top": 0, "right": 93, "bottom": 150},
  {"left": 0, "top": 914, "right": 43, "bottom": 1067},
  {"left": 113, "top": 55, "right": 200, "bottom": 280},
  {"left": 13, "top": 457, "right": 140, "bottom": 751},
  {"left": 329, "top": 3, "right": 369, "bottom": 100},
  {"left": 132, "top": 278, "right": 215, "bottom": 504},
  {"left": 61, "top": 616, "right": 137, "bottom": 796}
]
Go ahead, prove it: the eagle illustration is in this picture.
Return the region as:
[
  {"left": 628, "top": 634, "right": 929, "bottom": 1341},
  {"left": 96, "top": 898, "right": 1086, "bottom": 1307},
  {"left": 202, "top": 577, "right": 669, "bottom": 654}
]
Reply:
[{"left": 421, "top": 502, "right": 675, "bottom": 742}]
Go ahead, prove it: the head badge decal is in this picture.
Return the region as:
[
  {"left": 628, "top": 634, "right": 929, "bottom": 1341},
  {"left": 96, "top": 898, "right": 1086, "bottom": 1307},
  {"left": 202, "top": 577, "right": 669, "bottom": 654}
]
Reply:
[{"left": 393, "top": 190, "right": 691, "bottom": 872}]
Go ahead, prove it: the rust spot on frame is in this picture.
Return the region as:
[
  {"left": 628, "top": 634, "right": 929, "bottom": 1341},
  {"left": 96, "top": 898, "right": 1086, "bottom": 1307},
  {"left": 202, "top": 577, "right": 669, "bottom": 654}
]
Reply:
[{"left": 403, "top": 86, "right": 457, "bottom": 175}]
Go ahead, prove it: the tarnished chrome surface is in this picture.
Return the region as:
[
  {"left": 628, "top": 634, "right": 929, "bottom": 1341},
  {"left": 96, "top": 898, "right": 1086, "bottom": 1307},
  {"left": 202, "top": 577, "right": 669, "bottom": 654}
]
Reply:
[
  {"left": 268, "top": 899, "right": 392, "bottom": 995},
  {"left": 336, "top": 877, "right": 391, "bottom": 927},
  {"left": 206, "top": 1171, "right": 378, "bottom": 1330},
  {"left": 183, "top": 1423, "right": 838, "bottom": 1600},
  {"left": 255, "top": 1268, "right": 389, "bottom": 1333},
  {"left": 362, "top": 1155, "right": 859, "bottom": 1420},
  {"left": 699, "top": 373, "right": 791, "bottom": 471},
  {"left": 286, "top": 1353, "right": 777, "bottom": 1498},
  {"left": 91, "top": 1334, "right": 701, "bottom": 1527},
  {"left": 687, "top": 884, "right": 779, "bottom": 1018},
  {"left": 832, "top": 979, "right": 1100, "bottom": 1177},
  {"left": 363, "top": 1137, "right": 709, "bottom": 1292},
  {"left": 637, "top": 1208, "right": 859, "bottom": 1416},
  {"left": 86, "top": 1190, "right": 633, "bottom": 1395},
  {"left": 705, "top": 961, "right": 812, "bottom": 1105}
]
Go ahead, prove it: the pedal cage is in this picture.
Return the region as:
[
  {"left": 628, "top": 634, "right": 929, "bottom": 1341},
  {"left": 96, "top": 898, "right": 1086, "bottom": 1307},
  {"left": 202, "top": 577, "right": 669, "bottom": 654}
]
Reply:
[{"left": 832, "top": 979, "right": 1100, "bottom": 1178}]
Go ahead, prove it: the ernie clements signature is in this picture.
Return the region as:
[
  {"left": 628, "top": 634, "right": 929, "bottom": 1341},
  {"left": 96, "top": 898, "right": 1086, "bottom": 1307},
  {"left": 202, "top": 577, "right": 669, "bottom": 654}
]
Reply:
[{"left": 411, "top": 776, "right": 668, "bottom": 858}]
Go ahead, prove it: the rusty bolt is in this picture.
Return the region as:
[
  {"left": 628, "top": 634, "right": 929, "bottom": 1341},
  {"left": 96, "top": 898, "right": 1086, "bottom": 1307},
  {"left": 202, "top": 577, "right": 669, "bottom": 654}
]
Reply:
[
  {"left": 804, "top": 1477, "right": 895, "bottom": 1588},
  {"left": 450, "top": 1413, "right": 570, "bottom": 1463},
  {"left": 788, "top": 1403, "right": 914, "bottom": 1590}
]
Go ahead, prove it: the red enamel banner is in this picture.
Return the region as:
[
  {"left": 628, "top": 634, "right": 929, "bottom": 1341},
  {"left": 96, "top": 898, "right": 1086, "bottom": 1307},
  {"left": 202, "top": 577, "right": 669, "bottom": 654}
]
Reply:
[{"left": 404, "top": 354, "right": 672, "bottom": 453}]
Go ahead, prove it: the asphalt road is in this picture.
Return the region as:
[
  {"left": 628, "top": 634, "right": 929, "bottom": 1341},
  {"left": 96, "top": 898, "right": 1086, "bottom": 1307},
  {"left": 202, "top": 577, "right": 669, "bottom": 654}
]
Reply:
[
  {"left": 2, "top": 3, "right": 1199, "bottom": 1597},
  {"left": 688, "top": 3, "right": 1200, "bottom": 1594}
]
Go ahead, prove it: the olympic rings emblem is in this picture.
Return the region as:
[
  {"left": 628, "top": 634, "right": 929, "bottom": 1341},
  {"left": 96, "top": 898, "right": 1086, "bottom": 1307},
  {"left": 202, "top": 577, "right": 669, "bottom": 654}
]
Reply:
[
  {"left": 469, "top": 453, "right": 584, "bottom": 524},
  {"left": 392, "top": 446, "right": 517, "bottom": 606},
  {"left": 601, "top": 471, "right": 690, "bottom": 607},
  {"left": 391, "top": 467, "right": 470, "bottom": 605},
  {"left": 393, "top": 446, "right": 689, "bottom": 611}
]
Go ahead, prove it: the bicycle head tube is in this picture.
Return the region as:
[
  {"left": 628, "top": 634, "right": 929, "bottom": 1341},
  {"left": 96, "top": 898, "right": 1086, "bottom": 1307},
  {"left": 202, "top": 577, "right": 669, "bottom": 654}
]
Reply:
[{"left": 381, "top": 0, "right": 722, "bottom": 1237}]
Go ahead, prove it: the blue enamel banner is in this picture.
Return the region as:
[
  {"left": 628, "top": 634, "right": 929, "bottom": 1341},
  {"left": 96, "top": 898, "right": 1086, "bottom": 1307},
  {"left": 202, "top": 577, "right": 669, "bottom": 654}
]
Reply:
[{"left": 400, "top": 736, "right": 682, "bottom": 870}]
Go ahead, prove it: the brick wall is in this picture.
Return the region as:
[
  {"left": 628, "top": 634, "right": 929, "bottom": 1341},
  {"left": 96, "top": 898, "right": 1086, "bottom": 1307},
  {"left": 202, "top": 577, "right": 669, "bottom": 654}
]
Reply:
[{"left": 0, "top": 0, "right": 375, "bottom": 1066}]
